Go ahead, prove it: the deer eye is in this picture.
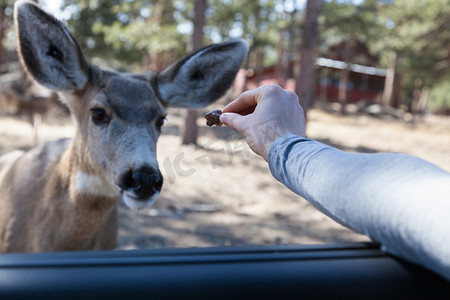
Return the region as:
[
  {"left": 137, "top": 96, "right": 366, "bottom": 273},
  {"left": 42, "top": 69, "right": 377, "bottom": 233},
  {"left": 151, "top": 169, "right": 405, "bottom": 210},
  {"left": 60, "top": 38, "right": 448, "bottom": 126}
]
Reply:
[
  {"left": 156, "top": 116, "right": 166, "bottom": 129},
  {"left": 90, "top": 108, "right": 110, "bottom": 126}
]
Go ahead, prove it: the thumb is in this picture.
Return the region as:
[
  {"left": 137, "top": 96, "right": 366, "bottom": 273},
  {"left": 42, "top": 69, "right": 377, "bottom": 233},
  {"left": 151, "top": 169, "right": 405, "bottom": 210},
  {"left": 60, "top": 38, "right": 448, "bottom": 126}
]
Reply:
[{"left": 220, "top": 112, "right": 245, "bottom": 133}]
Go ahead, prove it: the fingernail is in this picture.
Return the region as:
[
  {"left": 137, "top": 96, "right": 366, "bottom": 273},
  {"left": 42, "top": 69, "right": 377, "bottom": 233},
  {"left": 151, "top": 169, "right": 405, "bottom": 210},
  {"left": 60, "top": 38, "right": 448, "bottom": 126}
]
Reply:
[{"left": 219, "top": 113, "right": 230, "bottom": 124}]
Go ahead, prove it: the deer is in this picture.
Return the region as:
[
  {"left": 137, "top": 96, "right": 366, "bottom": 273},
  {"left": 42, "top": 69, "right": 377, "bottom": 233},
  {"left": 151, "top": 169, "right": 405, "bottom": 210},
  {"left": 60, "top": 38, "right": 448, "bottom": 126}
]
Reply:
[
  {"left": 0, "top": 1, "right": 248, "bottom": 253},
  {"left": 0, "top": 74, "right": 61, "bottom": 145}
]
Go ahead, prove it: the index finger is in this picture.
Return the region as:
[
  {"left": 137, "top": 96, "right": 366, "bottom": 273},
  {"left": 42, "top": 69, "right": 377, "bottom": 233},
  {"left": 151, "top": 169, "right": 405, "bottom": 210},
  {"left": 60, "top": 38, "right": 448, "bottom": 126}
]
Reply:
[{"left": 222, "top": 87, "right": 264, "bottom": 115}]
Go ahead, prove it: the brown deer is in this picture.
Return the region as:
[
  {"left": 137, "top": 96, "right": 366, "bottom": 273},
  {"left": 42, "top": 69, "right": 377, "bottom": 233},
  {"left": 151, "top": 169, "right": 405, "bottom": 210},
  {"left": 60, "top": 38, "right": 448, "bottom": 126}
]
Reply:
[
  {"left": 0, "top": 1, "right": 248, "bottom": 252},
  {"left": 0, "top": 75, "right": 60, "bottom": 145}
]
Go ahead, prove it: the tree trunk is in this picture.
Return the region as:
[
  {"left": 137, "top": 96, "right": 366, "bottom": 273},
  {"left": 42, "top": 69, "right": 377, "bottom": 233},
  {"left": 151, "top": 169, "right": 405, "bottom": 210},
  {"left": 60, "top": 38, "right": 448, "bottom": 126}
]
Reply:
[
  {"left": 381, "top": 52, "right": 397, "bottom": 107},
  {"left": 338, "top": 64, "right": 350, "bottom": 114},
  {"left": 391, "top": 73, "right": 402, "bottom": 108},
  {"left": 295, "top": 0, "right": 322, "bottom": 120},
  {"left": 337, "top": 42, "right": 351, "bottom": 114},
  {"left": 410, "top": 78, "right": 423, "bottom": 114},
  {"left": 413, "top": 86, "right": 430, "bottom": 115},
  {"left": 182, "top": 0, "right": 206, "bottom": 145},
  {"left": 242, "top": 55, "right": 250, "bottom": 92},
  {"left": 148, "top": 52, "right": 159, "bottom": 72},
  {"left": 0, "top": 6, "right": 7, "bottom": 70},
  {"left": 417, "top": 86, "right": 430, "bottom": 114},
  {"left": 276, "top": 39, "right": 285, "bottom": 87},
  {"left": 282, "top": 9, "right": 297, "bottom": 88},
  {"left": 255, "top": 48, "right": 264, "bottom": 85}
]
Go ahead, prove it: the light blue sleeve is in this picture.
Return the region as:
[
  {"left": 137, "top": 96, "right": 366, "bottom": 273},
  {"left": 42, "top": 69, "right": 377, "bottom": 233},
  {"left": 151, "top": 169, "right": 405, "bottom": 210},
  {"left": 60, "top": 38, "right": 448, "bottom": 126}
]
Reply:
[{"left": 268, "top": 133, "right": 450, "bottom": 281}]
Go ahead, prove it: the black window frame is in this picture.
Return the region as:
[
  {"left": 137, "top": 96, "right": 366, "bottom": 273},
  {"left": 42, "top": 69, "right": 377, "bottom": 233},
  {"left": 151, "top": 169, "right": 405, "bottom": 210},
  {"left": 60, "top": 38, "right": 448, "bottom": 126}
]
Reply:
[{"left": 0, "top": 242, "right": 448, "bottom": 299}]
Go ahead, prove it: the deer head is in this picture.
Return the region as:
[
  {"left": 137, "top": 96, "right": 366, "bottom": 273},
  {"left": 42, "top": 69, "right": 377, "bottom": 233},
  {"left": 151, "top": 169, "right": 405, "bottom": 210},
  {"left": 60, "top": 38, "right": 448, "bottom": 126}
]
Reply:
[{"left": 14, "top": 1, "right": 248, "bottom": 209}]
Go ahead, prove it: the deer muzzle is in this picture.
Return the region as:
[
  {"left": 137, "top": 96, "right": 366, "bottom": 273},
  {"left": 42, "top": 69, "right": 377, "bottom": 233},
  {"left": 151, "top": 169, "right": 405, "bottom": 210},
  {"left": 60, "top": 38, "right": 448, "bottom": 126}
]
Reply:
[{"left": 119, "top": 167, "right": 163, "bottom": 201}]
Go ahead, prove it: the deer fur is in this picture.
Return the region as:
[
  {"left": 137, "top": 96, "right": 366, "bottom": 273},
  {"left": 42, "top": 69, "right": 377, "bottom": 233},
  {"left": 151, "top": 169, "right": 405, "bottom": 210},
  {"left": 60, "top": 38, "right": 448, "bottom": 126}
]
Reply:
[
  {"left": 0, "top": 76, "right": 61, "bottom": 145},
  {"left": 0, "top": 1, "right": 248, "bottom": 253}
]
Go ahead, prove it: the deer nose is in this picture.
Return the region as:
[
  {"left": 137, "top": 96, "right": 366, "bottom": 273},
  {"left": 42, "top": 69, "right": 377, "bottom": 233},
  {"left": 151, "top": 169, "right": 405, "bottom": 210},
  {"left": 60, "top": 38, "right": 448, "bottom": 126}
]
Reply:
[{"left": 119, "top": 167, "right": 163, "bottom": 200}]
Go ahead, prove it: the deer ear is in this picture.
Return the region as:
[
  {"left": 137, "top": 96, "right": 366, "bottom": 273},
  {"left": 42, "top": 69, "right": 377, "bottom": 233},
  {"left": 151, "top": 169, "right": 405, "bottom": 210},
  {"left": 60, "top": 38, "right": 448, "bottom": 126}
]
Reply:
[
  {"left": 156, "top": 39, "right": 248, "bottom": 108},
  {"left": 14, "top": 1, "right": 90, "bottom": 92}
]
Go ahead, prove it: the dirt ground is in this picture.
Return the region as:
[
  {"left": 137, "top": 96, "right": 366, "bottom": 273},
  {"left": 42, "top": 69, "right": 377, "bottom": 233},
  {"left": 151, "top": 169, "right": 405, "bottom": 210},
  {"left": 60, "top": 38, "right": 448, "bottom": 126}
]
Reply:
[{"left": 1, "top": 104, "right": 449, "bottom": 250}]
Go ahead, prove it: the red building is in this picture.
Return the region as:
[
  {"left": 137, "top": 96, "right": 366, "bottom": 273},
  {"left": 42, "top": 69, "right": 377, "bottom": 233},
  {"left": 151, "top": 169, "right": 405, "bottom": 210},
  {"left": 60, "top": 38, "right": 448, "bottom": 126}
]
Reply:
[{"left": 238, "top": 57, "right": 388, "bottom": 104}]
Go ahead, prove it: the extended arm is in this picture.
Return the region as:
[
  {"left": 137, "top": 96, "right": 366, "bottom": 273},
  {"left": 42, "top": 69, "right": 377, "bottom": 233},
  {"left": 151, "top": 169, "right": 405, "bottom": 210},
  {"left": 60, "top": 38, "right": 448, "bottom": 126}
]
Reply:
[
  {"left": 268, "top": 134, "right": 450, "bottom": 280},
  {"left": 220, "top": 85, "right": 450, "bottom": 281}
]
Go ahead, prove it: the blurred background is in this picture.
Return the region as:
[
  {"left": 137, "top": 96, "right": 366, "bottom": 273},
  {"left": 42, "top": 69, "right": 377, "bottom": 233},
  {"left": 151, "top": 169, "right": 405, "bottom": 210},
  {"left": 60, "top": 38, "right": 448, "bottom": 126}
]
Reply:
[{"left": 0, "top": 0, "right": 449, "bottom": 250}]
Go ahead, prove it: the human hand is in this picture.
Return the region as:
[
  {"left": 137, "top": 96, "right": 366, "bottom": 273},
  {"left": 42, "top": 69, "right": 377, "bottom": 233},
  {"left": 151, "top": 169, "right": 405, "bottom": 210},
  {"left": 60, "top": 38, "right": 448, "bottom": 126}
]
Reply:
[{"left": 220, "top": 84, "right": 306, "bottom": 161}]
